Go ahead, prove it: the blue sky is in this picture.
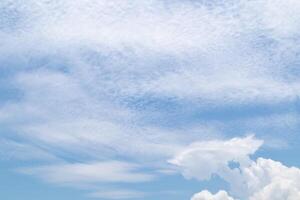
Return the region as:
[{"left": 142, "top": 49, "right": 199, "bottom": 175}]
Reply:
[{"left": 1, "top": 1, "right": 300, "bottom": 200}]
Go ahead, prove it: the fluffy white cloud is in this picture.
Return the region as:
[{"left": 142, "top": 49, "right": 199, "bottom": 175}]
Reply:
[
  {"left": 169, "top": 135, "right": 263, "bottom": 181},
  {"left": 171, "top": 136, "right": 300, "bottom": 200},
  {"left": 247, "top": 158, "right": 300, "bottom": 200}
]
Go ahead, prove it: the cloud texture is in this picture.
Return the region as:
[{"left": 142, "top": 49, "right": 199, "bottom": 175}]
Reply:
[{"left": 1, "top": 0, "right": 300, "bottom": 199}]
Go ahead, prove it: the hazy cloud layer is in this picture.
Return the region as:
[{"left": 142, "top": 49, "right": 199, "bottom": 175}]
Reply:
[{"left": 1, "top": 0, "right": 300, "bottom": 199}]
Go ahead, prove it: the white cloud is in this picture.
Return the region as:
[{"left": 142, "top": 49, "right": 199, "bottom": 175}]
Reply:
[
  {"left": 1, "top": 0, "right": 300, "bottom": 199},
  {"left": 171, "top": 136, "right": 300, "bottom": 200},
  {"left": 169, "top": 135, "right": 263, "bottom": 181},
  {"left": 1, "top": 69, "right": 187, "bottom": 161},
  {"left": 146, "top": 70, "right": 300, "bottom": 104},
  {"left": 191, "top": 190, "right": 234, "bottom": 200},
  {"left": 245, "top": 158, "right": 300, "bottom": 200},
  {"left": 19, "top": 161, "right": 154, "bottom": 185},
  {"left": 2, "top": 0, "right": 300, "bottom": 106},
  {"left": 245, "top": 0, "right": 300, "bottom": 39},
  {"left": 0, "top": 1, "right": 235, "bottom": 54}
]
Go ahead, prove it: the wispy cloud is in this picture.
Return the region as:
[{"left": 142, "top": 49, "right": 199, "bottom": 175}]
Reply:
[
  {"left": 88, "top": 189, "right": 145, "bottom": 200},
  {"left": 1, "top": 0, "right": 300, "bottom": 199},
  {"left": 19, "top": 161, "right": 154, "bottom": 185},
  {"left": 0, "top": 139, "right": 59, "bottom": 162}
]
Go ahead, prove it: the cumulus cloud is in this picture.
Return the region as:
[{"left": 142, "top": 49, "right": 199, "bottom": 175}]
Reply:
[
  {"left": 171, "top": 136, "right": 300, "bottom": 200},
  {"left": 169, "top": 135, "right": 263, "bottom": 181},
  {"left": 247, "top": 158, "right": 300, "bottom": 200}
]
